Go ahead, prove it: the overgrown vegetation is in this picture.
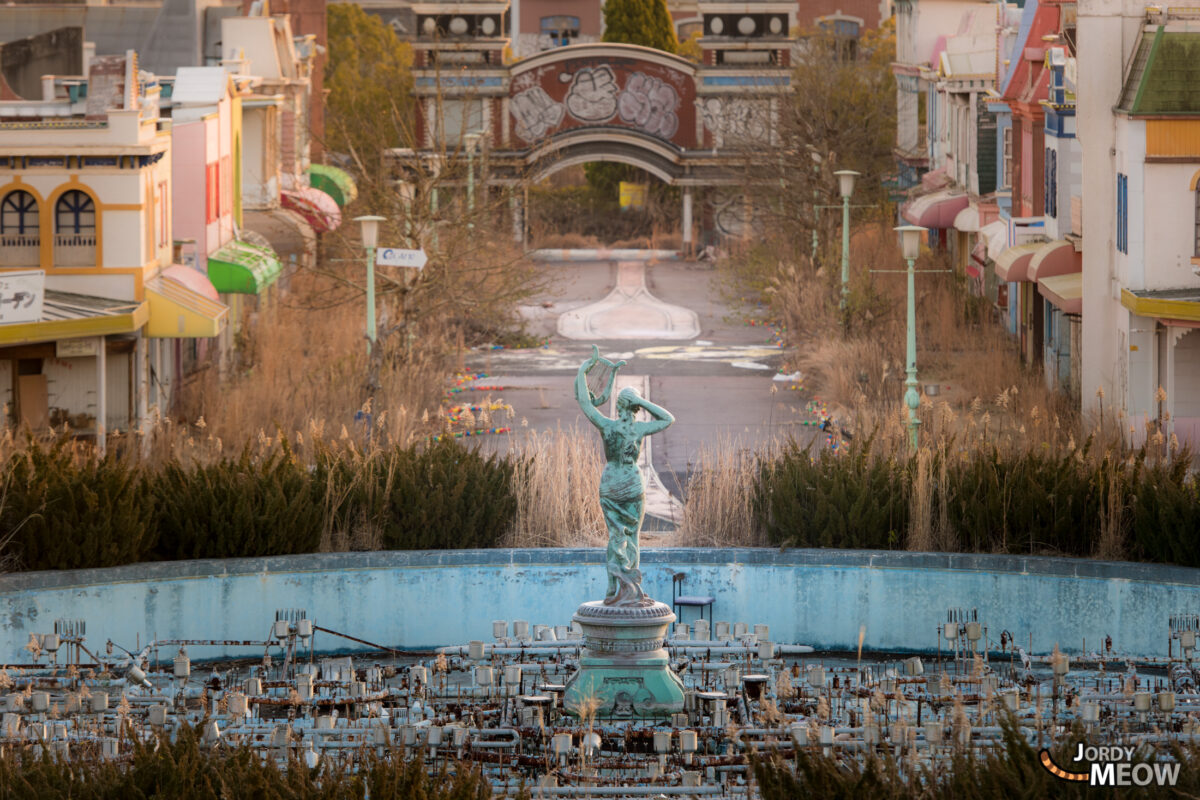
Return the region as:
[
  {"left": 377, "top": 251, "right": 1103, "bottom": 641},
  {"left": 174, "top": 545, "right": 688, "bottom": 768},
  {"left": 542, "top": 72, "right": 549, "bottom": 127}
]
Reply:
[
  {"left": 2, "top": 417, "right": 1197, "bottom": 573},
  {"left": 0, "top": 724, "right": 502, "bottom": 800},
  {"left": 528, "top": 174, "right": 681, "bottom": 248},
  {"left": 324, "top": 3, "right": 414, "bottom": 162},
  {"left": 755, "top": 435, "right": 1200, "bottom": 564},
  {"left": 0, "top": 435, "right": 518, "bottom": 573},
  {"left": 753, "top": 715, "right": 1200, "bottom": 799}
]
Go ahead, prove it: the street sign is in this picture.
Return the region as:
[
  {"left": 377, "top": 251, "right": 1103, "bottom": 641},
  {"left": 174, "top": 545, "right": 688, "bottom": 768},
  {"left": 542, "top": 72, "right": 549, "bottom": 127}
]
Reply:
[
  {"left": 376, "top": 248, "right": 427, "bottom": 269},
  {"left": 0, "top": 269, "right": 44, "bottom": 325}
]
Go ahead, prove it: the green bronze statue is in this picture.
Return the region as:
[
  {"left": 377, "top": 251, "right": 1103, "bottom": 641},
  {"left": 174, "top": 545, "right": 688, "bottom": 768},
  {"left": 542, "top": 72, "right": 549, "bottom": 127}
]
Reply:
[{"left": 575, "top": 345, "right": 674, "bottom": 607}]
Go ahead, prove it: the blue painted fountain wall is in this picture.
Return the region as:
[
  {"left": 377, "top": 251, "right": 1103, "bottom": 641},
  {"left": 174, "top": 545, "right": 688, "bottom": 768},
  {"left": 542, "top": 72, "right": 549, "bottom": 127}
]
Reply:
[{"left": 1, "top": 549, "right": 1196, "bottom": 661}]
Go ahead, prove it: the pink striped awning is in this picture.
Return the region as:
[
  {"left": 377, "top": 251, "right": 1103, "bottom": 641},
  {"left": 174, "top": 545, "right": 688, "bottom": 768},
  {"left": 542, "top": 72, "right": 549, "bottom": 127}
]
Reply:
[
  {"left": 282, "top": 186, "right": 342, "bottom": 233},
  {"left": 162, "top": 263, "right": 220, "bottom": 302},
  {"left": 1027, "top": 239, "right": 1080, "bottom": 282},
  {"left": 901, "top": 190, "right": 969, "bottom": 229}
]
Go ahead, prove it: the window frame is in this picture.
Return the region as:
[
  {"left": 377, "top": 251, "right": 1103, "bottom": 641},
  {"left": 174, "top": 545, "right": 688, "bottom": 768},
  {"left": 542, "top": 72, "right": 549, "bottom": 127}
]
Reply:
[
  {"left": 0, "top": 190, "right": 39, "bottom": 235},
  {"left": 54, "top": 190, "right": 95, "bottom": 235}
]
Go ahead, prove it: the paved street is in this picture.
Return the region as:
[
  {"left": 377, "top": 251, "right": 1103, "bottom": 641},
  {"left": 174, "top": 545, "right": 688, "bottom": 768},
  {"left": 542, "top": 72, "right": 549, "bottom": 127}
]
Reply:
[{"left": 462, "top": 258, "right": 817, "bottom": 520}]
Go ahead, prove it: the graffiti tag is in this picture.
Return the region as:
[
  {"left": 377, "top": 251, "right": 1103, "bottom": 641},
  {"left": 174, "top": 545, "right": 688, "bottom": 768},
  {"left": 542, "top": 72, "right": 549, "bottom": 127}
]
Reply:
[
  {"left": 565, "top": 66, "right": 619, "bottom": 122},
  {"left": 697, "top": 98, "right": 770, "bottom": 143},
  {"left": 617, "top": 73, "right": 680, "bottom": 139},
  {"left": 510, "top": 86, "right": 565, "bottom": 141}
]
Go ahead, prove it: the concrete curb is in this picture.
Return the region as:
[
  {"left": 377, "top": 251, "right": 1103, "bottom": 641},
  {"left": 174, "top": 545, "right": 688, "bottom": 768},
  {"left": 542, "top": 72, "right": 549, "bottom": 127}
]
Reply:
[{"left": 3, "top": 548, "right": 1197, "bottom": 594}]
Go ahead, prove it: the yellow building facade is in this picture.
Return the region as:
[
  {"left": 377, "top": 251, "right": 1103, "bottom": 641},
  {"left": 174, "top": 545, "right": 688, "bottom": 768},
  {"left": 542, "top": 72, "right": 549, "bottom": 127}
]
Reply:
[{"left": 0, "top": 53, "right": 227, "bottom": 450}]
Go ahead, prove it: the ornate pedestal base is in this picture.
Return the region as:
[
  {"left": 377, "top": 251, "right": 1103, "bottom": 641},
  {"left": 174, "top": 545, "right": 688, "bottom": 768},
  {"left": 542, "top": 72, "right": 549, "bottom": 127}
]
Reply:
[{"left": 563, "top": 600, "right": 685, "bottom": 719}]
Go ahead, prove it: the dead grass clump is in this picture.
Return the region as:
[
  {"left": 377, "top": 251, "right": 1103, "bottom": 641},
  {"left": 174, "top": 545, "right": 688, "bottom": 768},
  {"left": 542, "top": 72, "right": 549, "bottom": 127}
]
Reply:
[
  {"left": 505, "top": 427, "right": 606, "bottom": 548},
  {"left": 675, "top": 439, "right": 770, "bottom": 547},
  {"left": 907, "top": 446, "right": 933, "bottom": 551}
]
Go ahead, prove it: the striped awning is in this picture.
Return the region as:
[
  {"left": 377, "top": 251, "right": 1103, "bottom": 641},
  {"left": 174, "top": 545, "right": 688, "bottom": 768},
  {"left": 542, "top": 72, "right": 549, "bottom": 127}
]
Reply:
[
  {"left": 1027, "top": 240, "right": 1080, "bottom": 282},
  {"left": 1038, "top": 272, "right": 1082, "bottom": 314},
  {"left": 145, "top": 275, "right": 228, "bottom": 338},
  {"left": 208, "top": 239, "right": 283, "bottom": 295},
  {"left": 307, "top": 164, "right": 358, "bottom": 208},
  {"left": 994, "top": 242, "right": 1044, "bottom": 282},
  {"left": 953, "top": 205, "right": 980, "bottom": 232},
  {"left": 282, "top": 186, "right": 342, "bottom": 233},
  {"left": 901, "top": 190, "right": 969, "bottom": 229}
]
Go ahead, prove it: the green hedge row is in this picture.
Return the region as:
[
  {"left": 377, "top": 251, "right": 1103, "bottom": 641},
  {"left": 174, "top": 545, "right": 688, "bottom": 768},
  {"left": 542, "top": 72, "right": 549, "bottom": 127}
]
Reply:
[
  {"left": 0, "top": 438, "right": 515, "bottom": 572},
  {"left": 755, "top": 436, "right": 1200, "bottom": 566},
  {"left": 3, "top": 433, "right": 1198, "bottom": 574}
]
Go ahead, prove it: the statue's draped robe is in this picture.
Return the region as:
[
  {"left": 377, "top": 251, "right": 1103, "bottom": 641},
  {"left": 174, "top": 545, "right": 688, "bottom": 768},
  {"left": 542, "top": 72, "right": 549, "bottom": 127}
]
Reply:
[{"left": 600, "top": 428, "right": 646, "bottom": 604}]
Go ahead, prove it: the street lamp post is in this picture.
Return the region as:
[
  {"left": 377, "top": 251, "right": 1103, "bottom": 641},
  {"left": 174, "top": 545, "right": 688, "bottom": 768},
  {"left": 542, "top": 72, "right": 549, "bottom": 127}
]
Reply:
[
  {"left": 354, "top": 215, "right": 386, "bottom": 360},
  {"left": 464, "top": 131, "right": 482, "bottom": 218},
  {"left": 895, "top": 224, "right": 925, "bottom": 450},
  {"left": 833, "top": 170, "right": 860, "bottom": 311}
]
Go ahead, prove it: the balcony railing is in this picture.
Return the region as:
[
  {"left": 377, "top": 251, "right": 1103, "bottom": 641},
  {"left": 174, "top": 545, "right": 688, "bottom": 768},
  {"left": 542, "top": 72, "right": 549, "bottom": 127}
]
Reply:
[
  {"left": 54, "top": 233, "right": 96, "bottom": 267},
  {"left": 0, "top": 233, "right": 40, "bottom": 267}
]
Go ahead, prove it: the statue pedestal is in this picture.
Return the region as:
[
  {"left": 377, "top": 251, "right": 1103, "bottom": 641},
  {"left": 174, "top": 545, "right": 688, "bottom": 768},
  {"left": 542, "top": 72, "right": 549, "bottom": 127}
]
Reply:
[{"left": 564, "top": 600, "right": 685, "bottom": 719}]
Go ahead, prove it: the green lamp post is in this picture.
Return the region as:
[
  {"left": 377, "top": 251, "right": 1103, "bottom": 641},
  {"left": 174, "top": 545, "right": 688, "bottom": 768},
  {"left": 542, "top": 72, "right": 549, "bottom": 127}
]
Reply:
[
  {"left": 895, "top": 224, "right": 925, "bottom": 450},
  {"left": 353, "top": 215, "right": 387, "bottom": 358},
  {"left": 834, "top": 170, "right": 860, "bottom": 311}
]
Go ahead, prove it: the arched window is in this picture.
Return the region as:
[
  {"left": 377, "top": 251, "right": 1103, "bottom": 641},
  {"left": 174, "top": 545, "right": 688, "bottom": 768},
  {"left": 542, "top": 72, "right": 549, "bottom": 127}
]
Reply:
[
  {"left": 55, "top": 190, "right": 95, "bottom": 236},
  {"left": 0, "top": 190, "right": 38, "bottom": 235},
  {"left": 53, "top": 189, "right": 97, "bottom": 267}
]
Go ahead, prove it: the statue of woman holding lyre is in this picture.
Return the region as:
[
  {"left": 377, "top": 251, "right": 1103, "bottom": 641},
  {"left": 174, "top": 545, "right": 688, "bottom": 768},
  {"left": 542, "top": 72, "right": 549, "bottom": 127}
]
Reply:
[{"left": 575, "top": 345, "right": 675, "bottom": 606}]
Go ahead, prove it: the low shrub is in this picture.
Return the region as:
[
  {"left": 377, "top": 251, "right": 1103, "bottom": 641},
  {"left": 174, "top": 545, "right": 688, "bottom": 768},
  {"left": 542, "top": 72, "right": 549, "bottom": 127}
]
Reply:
[
  {"left": 755, "top": 434, "right": 1199, "bottom": 563},
  {"left": 0, "top": 435, "right": 516, "bottom": 572},
  {"left": 312, "top": 438, "right": 517, "bottom": 551},
  {"left": 378, "top": 438, "right": 516, "bottom": 550},
  {"left": 153, "top": 441, "right": 324, "bottom": 561},
  {"left": 755, "top": 435, "right": 908, "bottom": 549},
  {"left": 0, "top": 439, "right": 156, "bottom": 571}
]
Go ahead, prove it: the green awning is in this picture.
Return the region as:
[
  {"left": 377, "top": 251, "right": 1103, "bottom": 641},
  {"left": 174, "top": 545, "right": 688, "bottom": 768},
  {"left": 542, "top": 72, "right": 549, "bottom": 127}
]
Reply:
[
  {"left": 307, "top": 164, "right": 358, "bottom": 208},
  {"left": 207, "top": 239, "right": 283, "bottom": 295}
]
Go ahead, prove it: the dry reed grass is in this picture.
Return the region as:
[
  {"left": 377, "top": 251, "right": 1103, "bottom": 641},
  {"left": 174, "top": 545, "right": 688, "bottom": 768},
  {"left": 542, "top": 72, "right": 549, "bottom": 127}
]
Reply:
[
  {"left": 172, "top": 269, "right": 443, "bottom": 460},
  {"left": 674, "top": 438, "right": 772, "bottom": 547},
  {"left": 504, "top": 426, "right": 606, "bottom": 548}
]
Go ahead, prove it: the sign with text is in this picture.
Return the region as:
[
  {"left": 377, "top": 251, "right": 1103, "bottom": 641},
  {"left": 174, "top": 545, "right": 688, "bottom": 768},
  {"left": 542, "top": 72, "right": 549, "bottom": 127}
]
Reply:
[
  {"left": 0, "top": 269, "right": 44, "bottom": 325},
  {"left": 376, "top": 248, "right": 427, "bottom": 269},
  {"left": 57, "top": 338, "right": 99, "bottom": 358}
]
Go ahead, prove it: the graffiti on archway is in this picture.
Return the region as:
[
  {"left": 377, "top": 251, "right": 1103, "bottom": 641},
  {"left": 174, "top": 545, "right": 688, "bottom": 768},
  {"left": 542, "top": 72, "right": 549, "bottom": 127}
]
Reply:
[
  {"left": 712, "top": 190, "right": 763, "bottom": 238},
  {"left": 509, "top": 56, "right": 696, "bottom": 148}
]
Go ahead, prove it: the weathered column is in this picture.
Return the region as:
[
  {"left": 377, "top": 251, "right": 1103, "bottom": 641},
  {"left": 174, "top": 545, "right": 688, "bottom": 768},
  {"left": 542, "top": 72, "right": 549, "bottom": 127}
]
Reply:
[
  {"left": 682, "top": 188, "right": 693, "bottom": 255},
  {"left": 134, "top": 335, "right": 149, "bottom": 456},
  {"left": 94, "top": 336, "right": 107, "bottom": 457}
]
